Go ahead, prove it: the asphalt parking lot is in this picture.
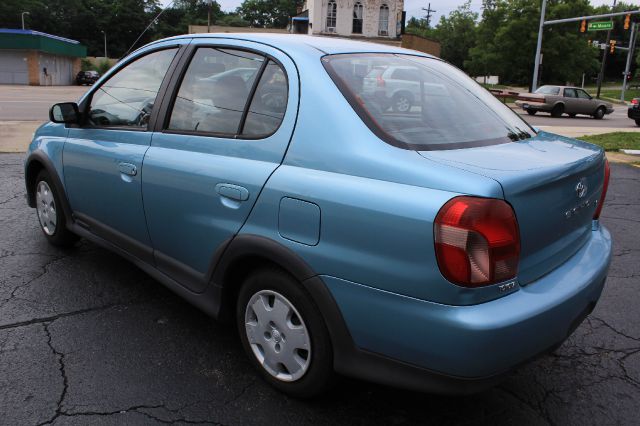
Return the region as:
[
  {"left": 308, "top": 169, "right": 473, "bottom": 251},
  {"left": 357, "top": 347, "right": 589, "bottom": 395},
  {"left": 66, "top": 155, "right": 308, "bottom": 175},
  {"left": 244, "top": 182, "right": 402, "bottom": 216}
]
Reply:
[{"left": 0, "top": 154, "right": 639, "bottom": 426}]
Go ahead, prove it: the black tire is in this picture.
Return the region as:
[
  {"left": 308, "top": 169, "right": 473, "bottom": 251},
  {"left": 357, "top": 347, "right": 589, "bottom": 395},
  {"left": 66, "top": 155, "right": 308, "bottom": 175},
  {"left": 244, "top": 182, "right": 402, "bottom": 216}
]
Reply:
[
  {"left": 236, "top": 267, "right": 335, "bottom": 398},
  {"left": 526, "top": 109, "right": 537, "bottom": 116},
  {"left": 635, "top": 119, "right": 640, "bottom": 127},
  {"left": 392, "top": 92, "right": 412, "bottom": 113},
  {"left": 551, "top": 104, "right": 564, "bottom": 118},
  {"left": 593, "top": 106, "right": 605, "bottom": 120},
  {"left": 34, "top": 170, "right": 79, "bottom": 247},
  {"left": 569, "top": 113, "right": 576, "bottom": 118}
]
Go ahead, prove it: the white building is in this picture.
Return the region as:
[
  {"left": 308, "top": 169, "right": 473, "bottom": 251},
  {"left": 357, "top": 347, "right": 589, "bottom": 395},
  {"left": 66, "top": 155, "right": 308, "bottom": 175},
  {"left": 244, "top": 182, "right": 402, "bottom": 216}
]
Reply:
[{"left": 293, "top": 0, "right": 404, "bottom": 39}]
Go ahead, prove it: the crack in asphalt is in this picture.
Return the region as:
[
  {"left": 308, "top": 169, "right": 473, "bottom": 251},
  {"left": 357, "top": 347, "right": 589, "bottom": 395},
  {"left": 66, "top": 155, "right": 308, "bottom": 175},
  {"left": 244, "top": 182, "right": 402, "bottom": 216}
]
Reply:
[
  {"left": 38, "top": 323, "right": 69, "bottom": 426},
  {"left": 0, "top": 254, "right": 70, "bottom": 309},
  {"left": 0, "top": 192, "right": 23, "bottom": 206},
  {"left": 52, "top": 405, "right": 223, "bottom": 425},
  {"left": 0, "top": 300, "right": 150, "bottom": 331}
]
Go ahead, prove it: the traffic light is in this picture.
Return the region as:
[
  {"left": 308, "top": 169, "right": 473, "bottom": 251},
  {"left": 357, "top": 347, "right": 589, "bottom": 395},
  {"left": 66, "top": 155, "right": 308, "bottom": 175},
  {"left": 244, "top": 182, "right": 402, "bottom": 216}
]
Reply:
[
  {"left": 610, "top": 40, "right": 616, "bottom": 53},
  {"left": 624, "top": 14, "right": 631, "bottom": 30},
  {"left": 580, "top": 19, "right": 586, "bottom": 32}
]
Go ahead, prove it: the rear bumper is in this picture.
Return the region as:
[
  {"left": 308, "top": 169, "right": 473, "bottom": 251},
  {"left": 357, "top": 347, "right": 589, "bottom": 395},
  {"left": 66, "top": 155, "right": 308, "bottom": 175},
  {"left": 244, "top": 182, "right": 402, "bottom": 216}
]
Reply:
[
  {"left": 628, "top": 107, "right": 640, "bottom": 119},
  {"left": 515, "top": 100, "right": 548, "bottom": 112},
  {"left": 318, "top": 224, "right": 611, "bottom": 394}
]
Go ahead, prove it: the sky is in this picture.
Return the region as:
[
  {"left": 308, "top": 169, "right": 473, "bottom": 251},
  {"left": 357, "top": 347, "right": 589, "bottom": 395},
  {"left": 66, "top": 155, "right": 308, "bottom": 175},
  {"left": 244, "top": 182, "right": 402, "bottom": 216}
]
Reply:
[{"left": 162, "top": 0, "right": 636, "bottom": 22}]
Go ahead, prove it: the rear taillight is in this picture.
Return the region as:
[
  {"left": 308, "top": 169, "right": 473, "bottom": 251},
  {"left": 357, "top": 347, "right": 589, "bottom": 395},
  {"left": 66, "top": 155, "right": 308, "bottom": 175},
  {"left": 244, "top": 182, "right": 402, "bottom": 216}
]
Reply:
[
  {"left": 632, "top": 98, "right": 639, "bottom": 105},
  {"left": 376, "top": 75, "right": 385, "bottom": 87},
  {"left": 593, "top": 159, "right": 610, "bottom": 220},
  {"left": 434, "top": 196, "right": 520, "bottom": 287}
]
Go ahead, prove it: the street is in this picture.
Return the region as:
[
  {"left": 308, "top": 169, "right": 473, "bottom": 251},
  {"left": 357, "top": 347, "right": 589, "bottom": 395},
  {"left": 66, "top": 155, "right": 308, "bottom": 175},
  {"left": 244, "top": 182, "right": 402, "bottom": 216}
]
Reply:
[
  {"left": 1, "top": 154, "right": 639, "bottom": 425},
  {"left": 515, "top": 105, "right": 637, "bottom": 129},
  {"left": 0, "top": 85, "right": 87, "bottom": 121}
]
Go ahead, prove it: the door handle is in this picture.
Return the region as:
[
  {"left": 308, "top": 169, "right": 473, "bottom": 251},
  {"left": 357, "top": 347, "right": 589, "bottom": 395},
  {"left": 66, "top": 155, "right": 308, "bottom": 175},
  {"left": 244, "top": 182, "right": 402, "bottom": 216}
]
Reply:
[
  {"left": 215, "top": 183, "right": 249, "bottom": 201},
  {"left": 118, "top": 162, "right": 137, "bottom": 176}
]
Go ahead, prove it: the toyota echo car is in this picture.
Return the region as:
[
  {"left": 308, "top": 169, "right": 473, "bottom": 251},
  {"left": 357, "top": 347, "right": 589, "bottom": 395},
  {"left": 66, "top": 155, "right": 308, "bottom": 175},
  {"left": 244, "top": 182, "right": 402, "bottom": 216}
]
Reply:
[{"left": 24, "top": 34, "right": 612, "bottom": 397}]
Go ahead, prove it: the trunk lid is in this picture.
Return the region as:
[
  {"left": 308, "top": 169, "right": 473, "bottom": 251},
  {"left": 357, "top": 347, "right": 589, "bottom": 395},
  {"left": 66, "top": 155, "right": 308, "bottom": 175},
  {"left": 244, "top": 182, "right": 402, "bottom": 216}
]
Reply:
[
  {"left": 420, "top": 131, "right": 606, "bottom": 285},
  {"left": 517, "top": 93, "right": 546, "bottom": 102}
]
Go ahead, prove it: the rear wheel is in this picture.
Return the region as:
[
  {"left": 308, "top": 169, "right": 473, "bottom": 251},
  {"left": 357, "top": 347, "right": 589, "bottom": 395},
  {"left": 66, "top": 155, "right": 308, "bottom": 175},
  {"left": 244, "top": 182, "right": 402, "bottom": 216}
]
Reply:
[
  {"left": 526, "top": 109, "right": 537, "bottom": 116},
  {"left": 593, "top": 106, "right": 606, "bottom": 120},
  {"left": 635, "top": 119, "right": 640, "bottom": 127},
  {"left": 236, "top": 267, "right": 335, "bottom": 398},
  {"left": 569, "top": 113, "right": 577, "bottom": 118},
  {"left": 34, "top": 170, "right": 79, "bottom": 247},
  {"left": 392, "top": 93, "right": 412, "bottom": 113},
  {"left": 551, "top": 104, "right": 564, "bottom": 118}
]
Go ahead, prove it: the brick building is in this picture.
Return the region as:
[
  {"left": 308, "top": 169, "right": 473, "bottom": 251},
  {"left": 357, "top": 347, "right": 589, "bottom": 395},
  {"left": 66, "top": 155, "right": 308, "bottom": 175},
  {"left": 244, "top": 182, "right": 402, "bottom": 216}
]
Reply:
[{"left": 0, "top": 29, "right": 86, "bottom": 85}]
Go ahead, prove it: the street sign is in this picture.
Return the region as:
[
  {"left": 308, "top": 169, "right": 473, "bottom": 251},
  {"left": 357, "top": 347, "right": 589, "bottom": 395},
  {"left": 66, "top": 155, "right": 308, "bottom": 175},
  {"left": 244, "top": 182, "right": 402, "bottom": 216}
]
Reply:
[{"left": 588, "top": 21, "right": 614, "bottom": 31}]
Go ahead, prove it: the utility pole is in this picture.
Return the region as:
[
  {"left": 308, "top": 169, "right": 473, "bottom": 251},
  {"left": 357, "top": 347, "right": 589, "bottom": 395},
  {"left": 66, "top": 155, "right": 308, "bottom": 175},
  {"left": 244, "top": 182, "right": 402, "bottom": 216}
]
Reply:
[
  {"left": 21, "top": 11, "right": 29, "bottom": 30},
  {"left": 621, "top": 22, "right": 637, "bottom": 101},
  {"left": 596, "top": 0, "right": 617, "bottom": 99},
  {"left": 422, "top": 3, "right": 436, "bottom": 28},
  {"left": 207, "top": 0, "right": 212, "bottom": 33},
  {"left": 532, "top": 0, "right": 547, "bottom": 92}
]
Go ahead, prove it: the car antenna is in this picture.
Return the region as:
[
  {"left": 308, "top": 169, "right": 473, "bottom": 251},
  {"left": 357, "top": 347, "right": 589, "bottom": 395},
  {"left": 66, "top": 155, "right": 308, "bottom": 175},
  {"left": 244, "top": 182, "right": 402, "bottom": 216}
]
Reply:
[{"left": 121, "top": 0, "right": 176, "bottom": 60}]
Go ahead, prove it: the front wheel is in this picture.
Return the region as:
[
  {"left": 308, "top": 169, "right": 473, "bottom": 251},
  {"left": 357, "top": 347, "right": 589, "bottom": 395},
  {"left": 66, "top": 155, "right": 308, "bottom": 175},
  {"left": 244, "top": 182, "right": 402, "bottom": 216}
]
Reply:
[
  {"left": 34, "top": 170, "right": 79, "bottom": 247},
  {"left": 635, "top": 119, "right": 640, "bottom": 127},
  {"left": 593, "top": 107, "right": 606, "bottom": 120},
  {"left": 236, "top": 268, "right": 335, "bottom": 398},
  {"left": 526, "top": 109, "right": 537, "bottom": 116}
]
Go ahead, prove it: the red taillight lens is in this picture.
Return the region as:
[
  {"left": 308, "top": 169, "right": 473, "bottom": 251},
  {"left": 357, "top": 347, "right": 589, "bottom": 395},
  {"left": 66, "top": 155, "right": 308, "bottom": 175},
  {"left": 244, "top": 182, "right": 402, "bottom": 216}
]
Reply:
[
  {"left": 434, "top": 196, "right": 520, "bottom": 287},
  {"left": 376, "top": 75, "right": 385, "bottom": 87},
  {"left": 632, "top": 98, "right": 639, "bottom": 105},
  {"left": 593, "top": 159, "right": 610, "bottom": 220}
]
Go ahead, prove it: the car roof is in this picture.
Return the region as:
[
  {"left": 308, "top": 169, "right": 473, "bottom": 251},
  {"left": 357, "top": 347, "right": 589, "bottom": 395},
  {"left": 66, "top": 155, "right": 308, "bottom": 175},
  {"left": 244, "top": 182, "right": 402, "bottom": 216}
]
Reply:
[{"left": 142, "top": 33, "right": 436, "bottom": 60}]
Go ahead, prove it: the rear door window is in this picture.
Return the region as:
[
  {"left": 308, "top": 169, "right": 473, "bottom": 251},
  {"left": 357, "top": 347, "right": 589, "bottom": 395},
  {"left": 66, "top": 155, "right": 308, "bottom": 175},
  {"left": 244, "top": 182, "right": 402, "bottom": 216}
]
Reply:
[
  {"left": 322, "top": 54, "right": 535, "bottom": 150},
  {"left": 564, "top": 88, "right": 577, "bottom": 98},
  {"left": 242, "top": 60, "right": 288, "bottom": 137}
]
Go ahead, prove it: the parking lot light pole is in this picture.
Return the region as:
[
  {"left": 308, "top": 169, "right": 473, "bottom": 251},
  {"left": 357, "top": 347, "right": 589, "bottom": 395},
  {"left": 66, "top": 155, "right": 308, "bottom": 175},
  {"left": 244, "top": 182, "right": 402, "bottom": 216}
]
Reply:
[
  {"left": 21, "top": 12, "right": 29, "bottom": 30},
  {"left": 101, "top": 31, "right": 107, "bottom": 59},
  {"left": 532, "top": 0, "right": 547, "bottom": 92}
]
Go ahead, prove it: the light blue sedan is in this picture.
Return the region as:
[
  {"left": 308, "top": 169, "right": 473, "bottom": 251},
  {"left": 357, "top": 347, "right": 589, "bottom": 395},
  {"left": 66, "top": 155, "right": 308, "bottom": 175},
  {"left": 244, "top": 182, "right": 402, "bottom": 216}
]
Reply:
[{"left": 25, "top": 34, "right": 612, "bottom": 397}]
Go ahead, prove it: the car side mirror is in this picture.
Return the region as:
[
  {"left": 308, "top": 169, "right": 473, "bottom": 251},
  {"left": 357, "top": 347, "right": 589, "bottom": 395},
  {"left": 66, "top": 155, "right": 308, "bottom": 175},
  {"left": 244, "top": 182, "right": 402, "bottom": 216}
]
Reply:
[{"left": 50, "top": 102, "right": 80, "bottom": 124}]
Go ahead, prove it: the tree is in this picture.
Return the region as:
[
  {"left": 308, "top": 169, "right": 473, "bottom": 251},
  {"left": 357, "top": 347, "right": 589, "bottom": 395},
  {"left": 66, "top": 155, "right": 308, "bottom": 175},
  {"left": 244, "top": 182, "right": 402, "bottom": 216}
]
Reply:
[
  {"left": 465, "top": 0, "right": 600, "bottom": 86},
  {"left": 432, "top": 1, "right": 478, "bottom": 70},
  {"left": 238, "top": 0, "right": 301, "bottom": 28}
]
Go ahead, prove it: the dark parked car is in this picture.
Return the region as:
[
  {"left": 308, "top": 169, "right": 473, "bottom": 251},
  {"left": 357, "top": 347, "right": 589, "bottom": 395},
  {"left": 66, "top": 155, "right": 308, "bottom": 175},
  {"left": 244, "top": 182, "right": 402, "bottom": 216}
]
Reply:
[
  {"left": 628, "top": 98, "right": 640, "bottom": 125},
  {"left": 76, "top": 70, "right": 100, "bottom": 85}
]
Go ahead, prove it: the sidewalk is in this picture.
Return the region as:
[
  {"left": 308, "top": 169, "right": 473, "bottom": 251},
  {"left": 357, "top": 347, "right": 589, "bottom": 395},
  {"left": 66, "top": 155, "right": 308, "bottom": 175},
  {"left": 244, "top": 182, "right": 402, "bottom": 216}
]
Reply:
[
  {"left": 538, "top": 126, "right": 640, "bottom": 138},
  {"left": 0, "top": 121, "right": 41, "bottom": 153}
]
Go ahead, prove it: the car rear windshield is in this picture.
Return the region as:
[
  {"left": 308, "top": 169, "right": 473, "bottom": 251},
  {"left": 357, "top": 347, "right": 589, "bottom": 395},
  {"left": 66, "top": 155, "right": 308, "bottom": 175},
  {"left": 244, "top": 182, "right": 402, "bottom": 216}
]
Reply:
[
  {"left": 535, "top": 86, "right": 560, "bottom": 95},
  {"left": 322, "top": 54, "right": 535, "bottom": 150}
]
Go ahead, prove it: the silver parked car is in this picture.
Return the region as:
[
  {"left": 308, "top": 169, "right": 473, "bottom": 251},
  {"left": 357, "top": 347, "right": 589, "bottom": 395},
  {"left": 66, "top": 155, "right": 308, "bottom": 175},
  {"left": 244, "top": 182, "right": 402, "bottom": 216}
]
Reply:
[{"left": 516, "top": 85, "right": 614, "bottom": 119}]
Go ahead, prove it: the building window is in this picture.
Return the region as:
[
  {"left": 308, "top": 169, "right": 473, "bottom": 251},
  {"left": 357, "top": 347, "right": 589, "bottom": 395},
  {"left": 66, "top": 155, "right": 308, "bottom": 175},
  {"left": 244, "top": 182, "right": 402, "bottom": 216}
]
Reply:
[
  {"left": 379, "top": 4, "right": 389, "bottom": 36},
  {"left": 326, "top": 1, "right": 337, "bottom": 32},
  {"left": 353, "top": 2, "right": 363, "bottom": 34}
]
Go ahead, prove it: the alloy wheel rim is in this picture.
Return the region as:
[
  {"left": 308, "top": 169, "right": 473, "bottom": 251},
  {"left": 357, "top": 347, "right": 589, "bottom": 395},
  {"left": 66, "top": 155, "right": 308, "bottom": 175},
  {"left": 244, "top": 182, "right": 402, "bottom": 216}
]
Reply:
[
  {"left": 396, "top": 97, "right": 410, "bottom": 111},
  {"left": 36, "top": 181, "right": 57, "bottom": 235},
  {"left": 244, "top": 290, "right": 311, "bottom": 382}
]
